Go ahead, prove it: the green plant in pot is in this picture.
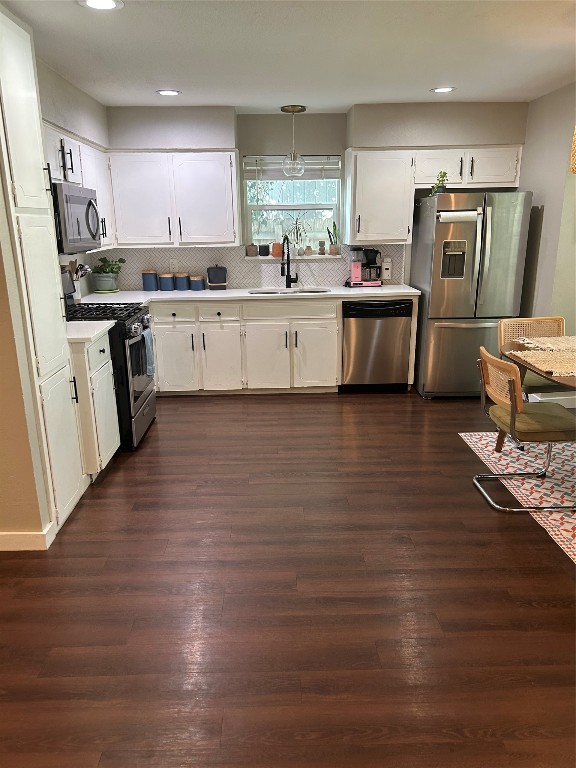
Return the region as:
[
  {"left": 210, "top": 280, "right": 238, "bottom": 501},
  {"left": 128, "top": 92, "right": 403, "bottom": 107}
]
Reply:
[
  {"left": 91, "top": 255, "right": 126, "bottom": 293},
  {"left": 429, "top": 170, "right": 449, "bottom": 196}
]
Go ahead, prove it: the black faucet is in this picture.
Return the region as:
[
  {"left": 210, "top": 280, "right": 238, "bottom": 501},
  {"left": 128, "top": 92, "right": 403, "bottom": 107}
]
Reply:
[{"left": 281, "top": 234, "right": 298, "bottom": 288}]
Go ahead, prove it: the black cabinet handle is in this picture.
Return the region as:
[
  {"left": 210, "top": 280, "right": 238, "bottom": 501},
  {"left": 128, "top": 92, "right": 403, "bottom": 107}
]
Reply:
[
  {"left": 285, "top": 330, "right": 288, "bottom": 349},
  {"left": 178, "top": 217, "right": 182, "bottom": 239},
  {"left": 70, "top": 377, "right": 79, "bottom": 403},
  {"left": 216, "top": 311, "right": 221, "bottom": 317},
  {"left": 459, "top": 157, "right": 463, "bottom": 179},
  {"left": 294, "top": 330, "right": 298, "bottom": 348},
  {"left": 191, "top": 334, "right": 195, "bottom": 351},
  {"left": 356, "top": 214, "right": 361, "bottom": 233},
  {"left": 202, "top": 332, "right": 206, "bottom": 351},
  {"left": 101, "top": 217, "right": 107, "bottom": 238},
  {"left": 66, "top": 148, "right": 74, "bottom": 174},
  {"left": 172, "top": 312, "right": 176, "bottom": 317},
  {"left": 470, "top": 157, "right": 475, "bottom": 178},
  {"left": 43, "top": 164, "right": 53, "bottom": 193},
  {"left": 168, "top": 217, "right": 172, "bottom": 239},
  {"left": 99, "top": 348, "right": 106, "bottom": 354}
]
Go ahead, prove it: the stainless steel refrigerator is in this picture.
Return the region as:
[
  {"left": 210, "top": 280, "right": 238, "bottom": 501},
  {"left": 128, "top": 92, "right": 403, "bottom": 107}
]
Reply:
[{"left": 410, "top": 191, "right": 532, "bottom": 397}]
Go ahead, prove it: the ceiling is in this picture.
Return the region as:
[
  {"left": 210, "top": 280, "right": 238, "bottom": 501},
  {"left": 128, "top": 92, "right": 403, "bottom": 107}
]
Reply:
[{"left": 5, "top": 0, "right": 575, "bottom": 112}]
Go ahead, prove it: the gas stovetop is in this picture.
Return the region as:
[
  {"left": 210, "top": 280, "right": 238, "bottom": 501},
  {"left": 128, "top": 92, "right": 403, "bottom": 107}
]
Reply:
[{"left": 66, "top": 303, "right": 144, "bottom": 323}]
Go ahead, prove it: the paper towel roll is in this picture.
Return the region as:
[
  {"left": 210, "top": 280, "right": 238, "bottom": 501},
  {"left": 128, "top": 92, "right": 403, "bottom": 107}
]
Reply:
[{"left": 436, "top": 211, "right": 478, "bottom": 223}]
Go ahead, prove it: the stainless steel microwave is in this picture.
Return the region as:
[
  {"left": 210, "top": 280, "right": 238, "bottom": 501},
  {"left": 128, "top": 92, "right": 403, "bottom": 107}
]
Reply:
[{"left": 52, "top": 181, "right": 101, "bottom": 255}]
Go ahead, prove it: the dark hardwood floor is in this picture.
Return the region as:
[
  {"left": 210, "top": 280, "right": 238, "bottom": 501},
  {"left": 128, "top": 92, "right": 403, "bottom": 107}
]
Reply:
[{"left": 0, "top": 392, "right": 574, "bottom": 767}]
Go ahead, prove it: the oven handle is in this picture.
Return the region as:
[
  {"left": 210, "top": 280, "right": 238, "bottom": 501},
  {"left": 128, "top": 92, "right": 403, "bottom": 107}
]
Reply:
[{"left": 126, "top": 334, "right": 143, "bottom": 345}]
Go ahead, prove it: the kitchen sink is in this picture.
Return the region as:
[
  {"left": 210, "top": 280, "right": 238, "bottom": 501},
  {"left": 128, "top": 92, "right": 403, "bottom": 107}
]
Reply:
[{"left": 248, "top": 288, "right": 331, "bottom": 295}]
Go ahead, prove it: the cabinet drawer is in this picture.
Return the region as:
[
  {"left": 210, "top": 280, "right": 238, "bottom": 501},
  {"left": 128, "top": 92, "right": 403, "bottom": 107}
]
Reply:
[
  {"left": 152, "top": 303, "right": 197, "bottom": 322},
  {"left": 87, "top": 333, "right": 111, "bottom": 374},
  {"left": 198, "top": 303, "right": 241, "bottom": 321},
  {"left": 243, "top": 300, "right": 337, "bottom": 320}
]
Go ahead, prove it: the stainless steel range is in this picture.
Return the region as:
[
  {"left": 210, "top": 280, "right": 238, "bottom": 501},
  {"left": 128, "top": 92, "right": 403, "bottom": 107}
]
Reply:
[{"left": 66, "top": 300, "right": 156, "bottom": 449}]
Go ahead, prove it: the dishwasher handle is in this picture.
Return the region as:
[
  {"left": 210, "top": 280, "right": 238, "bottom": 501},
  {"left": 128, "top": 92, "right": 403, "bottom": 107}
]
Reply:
[{"left": 342, "top": 300, "right": 412, "bottom": 319}]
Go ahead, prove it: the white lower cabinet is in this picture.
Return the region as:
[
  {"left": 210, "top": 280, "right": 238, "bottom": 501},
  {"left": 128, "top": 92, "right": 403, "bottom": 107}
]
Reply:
[
  {"left": 155, "top": 323, "right": 200, "bottom": 391},
  {"left": 244, "top": 322, "right": 291, "bottom": 389},
  {"left": 200, "top": 323, "right": 243, "bottom": 390},
  {"left": 292, "top": 321, "right": 339, "bottom": 387},
  {"left": 39, "top": 364, "right": 89, "bottom": 526},
  {"left": 152, "top": 301, "right": 340, "bottom": 393},
  {"left": 68, "top": 331, "right": 120, "bottom": 475}
]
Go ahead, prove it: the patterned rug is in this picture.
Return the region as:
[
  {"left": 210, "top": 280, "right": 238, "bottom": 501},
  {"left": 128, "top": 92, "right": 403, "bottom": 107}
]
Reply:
[{"left": 460, "top": 432, "right": 576, "bottom": 562}]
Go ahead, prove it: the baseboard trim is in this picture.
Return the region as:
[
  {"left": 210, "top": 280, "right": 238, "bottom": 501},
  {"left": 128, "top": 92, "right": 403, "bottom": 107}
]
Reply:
[{"left": 0, "top": 520, "right": 57, "bottom": 551}]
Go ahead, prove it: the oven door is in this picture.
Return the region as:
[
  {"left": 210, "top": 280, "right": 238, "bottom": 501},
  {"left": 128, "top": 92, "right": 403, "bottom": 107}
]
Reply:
[{"left": 126, "top": 333, "right": 155, "bottom": 417}]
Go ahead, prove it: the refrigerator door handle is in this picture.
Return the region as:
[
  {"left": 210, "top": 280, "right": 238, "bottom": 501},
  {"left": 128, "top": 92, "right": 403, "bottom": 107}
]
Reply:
[
  {"left": 434, "top": 322, "right": 499, "bottom": 329},
  {"left": 477, "top": 206, "right": 493, "bottom": 305},
  {"left": 471, "top": 208, "right": 483, "bottom": 306}
]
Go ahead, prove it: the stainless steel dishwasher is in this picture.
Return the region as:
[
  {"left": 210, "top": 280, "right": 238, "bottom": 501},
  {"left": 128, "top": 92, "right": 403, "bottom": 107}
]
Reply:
[{"left": 341, "top": 300, "right": 413, "bottom": 387}]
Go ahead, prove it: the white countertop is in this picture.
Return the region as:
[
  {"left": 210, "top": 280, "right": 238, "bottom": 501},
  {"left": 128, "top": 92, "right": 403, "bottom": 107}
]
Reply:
[
  {"left": 66, "top": 319, "right": 115, "bottom": 343},
  {"left": 81, "top": 285, "right": 420, "bottom": 304}
]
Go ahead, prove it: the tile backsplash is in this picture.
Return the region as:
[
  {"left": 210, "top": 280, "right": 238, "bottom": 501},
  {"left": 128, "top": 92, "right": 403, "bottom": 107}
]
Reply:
[{"left": 88, "top": 244, "right": 406, "bottom": 291}]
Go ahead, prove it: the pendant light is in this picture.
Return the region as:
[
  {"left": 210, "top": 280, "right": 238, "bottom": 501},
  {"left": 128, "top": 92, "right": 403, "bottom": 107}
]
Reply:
[{"left": 281, "top": 105, "right": 306, "bottom": 177}]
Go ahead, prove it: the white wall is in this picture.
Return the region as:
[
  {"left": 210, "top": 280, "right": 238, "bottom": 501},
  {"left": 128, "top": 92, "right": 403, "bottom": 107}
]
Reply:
[
  {"left": 550, "top": 169, "right": 575, "bottom": 334},
  {"left": 347, "top": 103, "right": 528, "bottom": 147},
  {"left": 107, "top": 107, "right": 236, "bottom": 149},
  {"left": 37, "top": 60, "right": 109, "bottom": 147},
  {"left": 518, "top": 83, "right": 575, "bottom": 318}
]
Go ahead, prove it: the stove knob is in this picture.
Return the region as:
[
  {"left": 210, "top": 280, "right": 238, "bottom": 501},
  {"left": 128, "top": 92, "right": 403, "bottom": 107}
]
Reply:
[
  {"left": 129, "top": 322, "right": 143, "bottom": 337},
  {"left": 142, "top": 314, "right": 152, "bottom": 327}
]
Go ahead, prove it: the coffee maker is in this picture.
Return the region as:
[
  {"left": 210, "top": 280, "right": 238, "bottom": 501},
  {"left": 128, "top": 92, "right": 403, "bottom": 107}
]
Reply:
[{"left": 347, "top": 247, "right": 382, "bottom": 287}]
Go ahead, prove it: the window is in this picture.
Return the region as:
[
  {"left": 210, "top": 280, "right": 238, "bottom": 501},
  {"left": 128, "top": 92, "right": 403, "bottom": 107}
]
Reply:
[{"left": 243, "top": 156, "right": 341, "bottom": 252}]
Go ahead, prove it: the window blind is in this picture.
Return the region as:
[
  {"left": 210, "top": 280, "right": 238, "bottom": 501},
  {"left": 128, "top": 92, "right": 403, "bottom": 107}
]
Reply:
[{"left": 243, "top": 156, "right": 341, "bottom": 181}]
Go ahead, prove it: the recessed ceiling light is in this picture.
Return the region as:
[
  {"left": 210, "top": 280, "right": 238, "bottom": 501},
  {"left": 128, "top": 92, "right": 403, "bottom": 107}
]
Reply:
[
  {"left": 77, "top": 0, "right": 124, "bottom": 9},
  {"left": 156, "top": 90, "right": 181, "bottom": 97},
  {"left": 431, "top": 87, "right": 456, "bottom": 94}
]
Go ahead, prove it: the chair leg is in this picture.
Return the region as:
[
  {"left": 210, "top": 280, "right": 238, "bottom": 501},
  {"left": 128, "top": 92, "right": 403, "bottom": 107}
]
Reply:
[
  {"left": 473, "top": 443, "right": 575, "bottom": 513},
  {"left": 495, "top": 429, "right": 506, "bottom": 452}
]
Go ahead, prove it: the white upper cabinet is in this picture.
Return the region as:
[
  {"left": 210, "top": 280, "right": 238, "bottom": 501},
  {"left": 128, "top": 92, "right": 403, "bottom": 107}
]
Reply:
[
  {"left": 110, "top": 153, "right": 174, "bottom": 245},
  {"left": 0, "top": 14, "right": 49, "bottom": 209},
  {"left": 110, "top": 151, "right": 239, "bottom": 246},
  {"left": 172, "top": 153, "right": 237, "bottom": 244},
  {"left": 80, "top": 145, "right": 116, "bottom": 246},
  {"left": 17, "top": 214, "right": 69, "bottom": 379},
  {"left": 465, "top": 147, "right": 521, "bottom": 186},
  {"left": 43, "top": 126, "right": 82, "bottom": 185},
  {"left": 414, "top": 146, "right": 521, "bottom": 188},
  {"left": 344, "top": 150, "right": 414, "bottom": 245},
  {"left": 414, "top": 150, "right": 465, "bottom": 186}
]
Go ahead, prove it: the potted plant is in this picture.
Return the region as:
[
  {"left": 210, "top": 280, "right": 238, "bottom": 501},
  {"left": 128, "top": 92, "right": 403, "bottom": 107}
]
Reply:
[
  {"left": 91, "top": 255, "right": 126, "bottom": 293},
  {"left": 429, "top": 170, "right": 449, "bottom": 196},
  {"left": 327, "top": 221, "right": 340, "bottom": 255},
  {"left": 285, "top": 214, "right": 309, "bottom": 255}
]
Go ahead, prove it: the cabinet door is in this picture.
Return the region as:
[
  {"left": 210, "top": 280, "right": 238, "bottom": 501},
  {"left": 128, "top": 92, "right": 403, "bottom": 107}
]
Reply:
[
  {"left": 351, "top": 151, "right": 414, "bottom": 243},
  {"left": 172, "top": 153, "right": 237, "bottom": 244},
  {"left": 244, "top": 322, "right": 290, "bottom": 389},
  {"left": 91, "top": 360, "right": 120, "bottom": 469},
  {"left": 61, "top": 136, "right": 82, "bottom": 184},
  {"left": 292, "top": 320, "right": 339, "bottom": 388},
  {"left": 0, "top": 14, "right": 49, "bottom": 209},
  {"left": 39, "top": 364, "right": 87, "bottom": 526},
  {"left": 155, "top": 323, "right": 200, "bottom": 391},
  {"left": 466, "top": 147, "right": 520, "bottom": 185},
  {"left": 81, "top": 145, "right": 115, "bottom": 246},
  {"left": 43, "top": 125, "right": 65, "bottom": 181},
  {"left": 110, "top": 154, "right": 174, "bottom": 244},
  {"left": 414, "top": 150, "right": 465, "bottom": 186},
  {"left": 200, "top": 323, "right": 243, "bottom": 390},
  {"left": 17, "top": 214, "right": 69, "bottom": 378}
]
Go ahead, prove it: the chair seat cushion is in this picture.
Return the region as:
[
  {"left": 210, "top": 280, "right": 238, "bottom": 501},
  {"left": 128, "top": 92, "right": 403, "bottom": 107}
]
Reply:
[{"left": 489, "top": 402, "right": 576, "bottom": 442}]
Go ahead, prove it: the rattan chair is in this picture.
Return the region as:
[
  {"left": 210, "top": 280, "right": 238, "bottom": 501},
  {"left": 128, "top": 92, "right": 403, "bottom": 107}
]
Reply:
[
  {"left": 474, "top": 346, "right": 576, "bottom": 512},
  {"left": 498, "top": 316, "right": 569, "bottom": 395}
]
